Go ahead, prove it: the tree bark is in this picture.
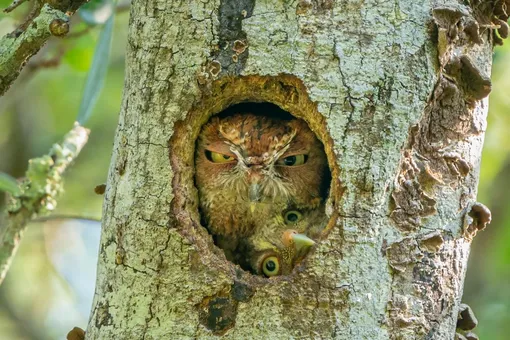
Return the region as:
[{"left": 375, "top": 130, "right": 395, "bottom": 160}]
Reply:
[{"left": 86, "top": 0, "right": 499, "bottom": 338}]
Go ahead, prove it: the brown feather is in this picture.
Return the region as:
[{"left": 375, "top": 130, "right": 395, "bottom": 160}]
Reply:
[{"left": 195, "top": 113, "right": 329, "bottom": 260}]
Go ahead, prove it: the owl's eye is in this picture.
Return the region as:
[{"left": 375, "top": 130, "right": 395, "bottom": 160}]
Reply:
[
  {"left": 284, "top": 210, "right": 302, "bottom": 224},
  {"left": 205, "top": 150, "right": 235, "bottom": 163},
  {"left": 261, "top": 256, "right": 280, "bottom": 277},
  {"left": 277, "top": 154, "right": 307, "bottom": 166}
]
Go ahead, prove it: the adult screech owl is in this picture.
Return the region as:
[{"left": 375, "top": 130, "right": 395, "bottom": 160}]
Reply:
[{"left": 195, "top": 113, "right": 329, "bottom": 258}]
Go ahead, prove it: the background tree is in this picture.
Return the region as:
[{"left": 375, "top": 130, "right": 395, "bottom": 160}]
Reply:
[{"left": 1, "top": 0, "right": 509, "bottom": 339}]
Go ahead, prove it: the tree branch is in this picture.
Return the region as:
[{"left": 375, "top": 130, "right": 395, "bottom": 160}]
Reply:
[
  {"left": 3, "top": 0, "right": 30, "bottom": 13},
  {"left": 32, "top": 214, "right": 102, "bottom": 223},
  {"left": 0, "top": 123, "right": 90, "bottom": 285},
  {"left": 0, "top": 4, "right": 68, "bottom": 95},
  {"left": 0, "top": 0, "right": 92, "bottom": 96}
]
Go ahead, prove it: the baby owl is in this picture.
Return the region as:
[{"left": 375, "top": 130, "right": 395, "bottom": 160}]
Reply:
[
  {"left": 239, "top": 206, "right": 328, "bottom": 277},
  {"left": 195, "top": 113, "right": 329, "bottom": 260}
]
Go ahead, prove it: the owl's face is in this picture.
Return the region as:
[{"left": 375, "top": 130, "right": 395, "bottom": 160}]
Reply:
[
  {"left": 242, "top": 208, "right": 323, "bottom": 277},
  {"left": 195, "top": 114, "right": 328, "bottom": 210},
  {"left": 249, "top": 229, "right": 315, "bottom": 277}
]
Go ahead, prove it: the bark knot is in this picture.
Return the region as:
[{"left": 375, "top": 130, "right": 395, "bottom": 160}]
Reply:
[{"left": 197, "top": 287, "right": 242, "bottom": 335}]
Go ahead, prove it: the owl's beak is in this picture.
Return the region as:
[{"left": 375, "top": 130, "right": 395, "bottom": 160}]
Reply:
[
  {"left": 249, "top": 183, "right": 261, "bottom": 202},
  {"left": 292, "top": 233, "right": 316, "bottom": 252},
  {"left": 249, "top": 183, "right": 261, "bottom": 213}
]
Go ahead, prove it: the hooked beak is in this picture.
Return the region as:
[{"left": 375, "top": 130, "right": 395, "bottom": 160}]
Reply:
[
  {"left": 291, "top": 233, "right": 316, "bottom": 252},
  {"left": 248, "top": 183, "right": 261, "bottom": 214},
  {"left": 249, "top": 183, "right": 261, "bottom": 202},
  {"left": 247, "top": 166, "right": 263, "bottom": 212}
]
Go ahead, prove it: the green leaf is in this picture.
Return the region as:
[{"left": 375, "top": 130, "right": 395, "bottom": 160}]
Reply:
[
  {"left": 79, "top": 0, "right": 114, "bottom": 25},
  {"left": 76, "top": 12, "right": 115, "bottom": 125},
  {"left": 0, "top": 172, "right": 20, "bottom": 195}
]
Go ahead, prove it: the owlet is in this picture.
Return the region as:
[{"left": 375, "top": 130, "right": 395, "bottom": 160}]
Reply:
[
  {"left": 195, "top": 113, "right": 329, "bottom": 257},
  {"left": 239, "top": 206, "right": 328, "bottom": 277}
]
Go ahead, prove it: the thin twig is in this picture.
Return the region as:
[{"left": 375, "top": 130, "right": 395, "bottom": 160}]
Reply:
[
  {"left": 0, "top": 123, "right": 90, "bottom": 285},
  {"left": 26, "top": 46, "right": 66, "bottom": 72},
  {"left": 32, "top": 214, "right": 101, "bottom": 223},
  {"left": 15, "top": 1, "right": 43, "bottom": 33},
  {"left": 3, "top": 0, "right": 30, "bottom": 13}
]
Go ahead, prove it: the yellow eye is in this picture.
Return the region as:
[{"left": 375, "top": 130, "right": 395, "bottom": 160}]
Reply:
[
  {"left": 284, "top": 211, "right": 302, "bottom": 224},
  {"left": 205, "top": 150, "right": 235, "bottom": 163},
  {"left": 261, "top": 256, "right": 280, "bottom": 277},
  {"left": 277, "top": 154, "right": 307, "bottom": 166}
]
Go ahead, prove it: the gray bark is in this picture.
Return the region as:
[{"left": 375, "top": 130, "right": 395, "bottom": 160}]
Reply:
[{"left": 86, "top": 0, "right": 497, "bottom": 338}]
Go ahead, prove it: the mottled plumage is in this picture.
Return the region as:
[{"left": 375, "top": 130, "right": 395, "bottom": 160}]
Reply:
[
  {"left": 195, "top": 113, "right": 329, "bottom": 259},
  {"left": 239, "top": 206, "right": 328, "bottom": 276}
]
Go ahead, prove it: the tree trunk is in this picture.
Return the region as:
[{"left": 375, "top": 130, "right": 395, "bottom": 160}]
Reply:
[{"left": 86, "top": 0, "right": 498, "bottom": 338}]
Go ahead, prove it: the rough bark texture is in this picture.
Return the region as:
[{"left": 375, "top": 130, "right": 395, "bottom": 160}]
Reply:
[{"left": 86, "top": 0, "right": 497, "bottom": 338}]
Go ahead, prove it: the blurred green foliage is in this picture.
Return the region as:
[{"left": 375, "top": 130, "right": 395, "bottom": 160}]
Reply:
[
  {"left": 0, "top": 3, "right": 509, "bottom": 339},
  {"left": 0, "top": 5, "right": 127, "bottom": 338},
  {"left": 464, "top": 41, "right": 510, "bottom": 340},
  {"left": 64, "top": 31, "right": 95, "bottom": 72}
]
